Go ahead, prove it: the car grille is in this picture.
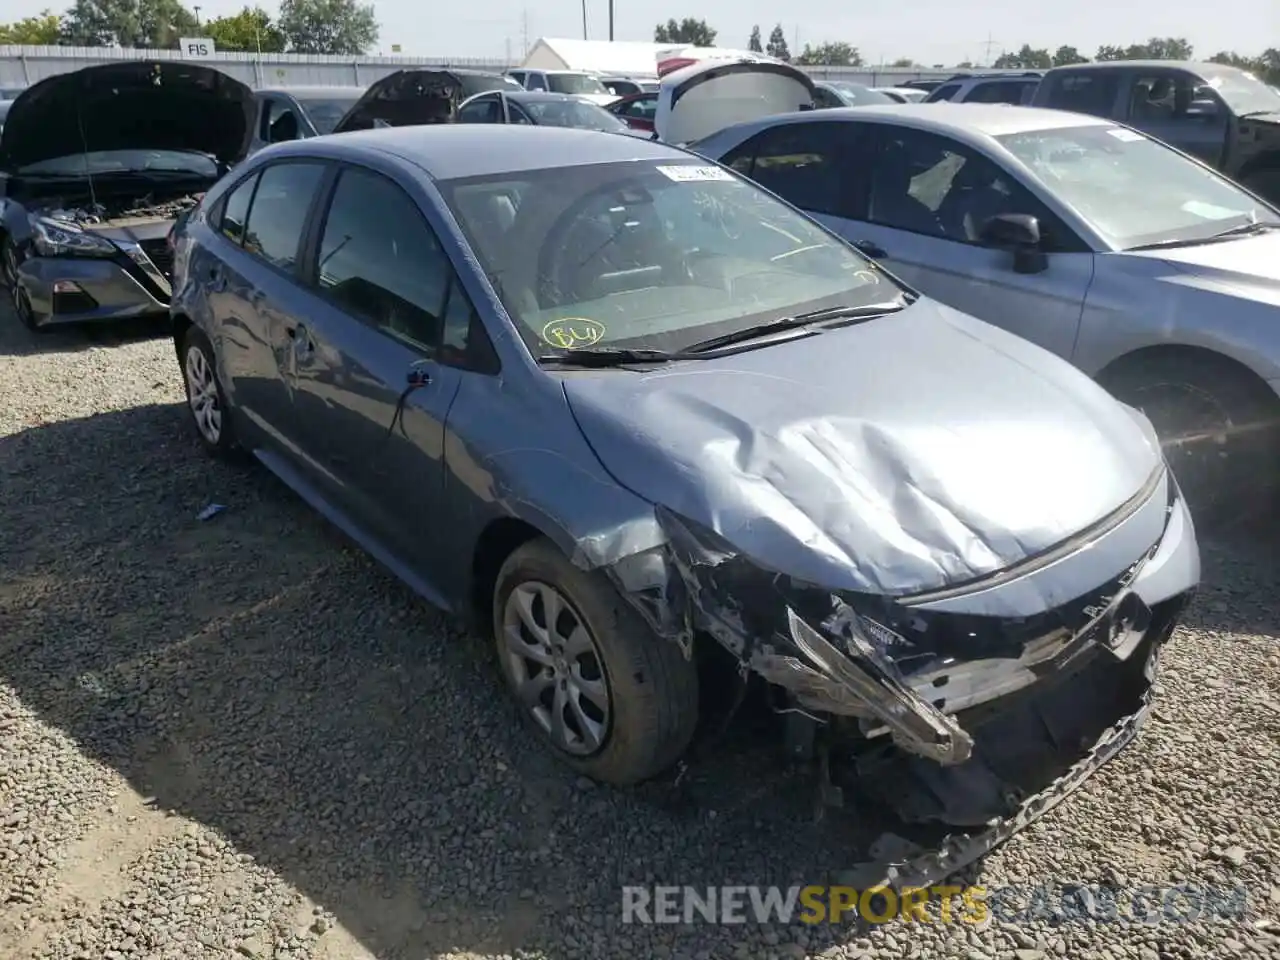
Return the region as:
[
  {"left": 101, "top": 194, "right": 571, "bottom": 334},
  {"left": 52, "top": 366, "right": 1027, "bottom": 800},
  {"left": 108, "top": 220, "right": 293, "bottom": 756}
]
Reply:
[{"left": 140, "top": 238, "right": 174, "bottom": 279}]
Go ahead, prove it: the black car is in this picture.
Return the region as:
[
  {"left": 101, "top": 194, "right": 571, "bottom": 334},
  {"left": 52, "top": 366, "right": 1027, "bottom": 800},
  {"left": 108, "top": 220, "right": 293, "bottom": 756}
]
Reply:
[
  {"left": 1032, "top": 60, "right": 1280, "bottom": 201},
  {"left": 249, "top": 85, "right": 366, "bottom": 153},
  {"left": 329, "top": 68, "right": 522, "bottom": 131},
  {"left": 0, "top": 61, "right": 254, "bottom": 330}
]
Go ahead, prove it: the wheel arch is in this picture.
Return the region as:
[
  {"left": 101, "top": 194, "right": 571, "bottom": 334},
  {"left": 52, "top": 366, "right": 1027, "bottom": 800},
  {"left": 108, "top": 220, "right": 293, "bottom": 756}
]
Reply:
[
  {"left": 1096, "top": 342, "right": 1280, "bottom": 407},
  {"left": 469, "top": 516, "right": 545, "bottom": 631},
  {"left": 171, "top": 311, "right": 194, "bottom": 364}
]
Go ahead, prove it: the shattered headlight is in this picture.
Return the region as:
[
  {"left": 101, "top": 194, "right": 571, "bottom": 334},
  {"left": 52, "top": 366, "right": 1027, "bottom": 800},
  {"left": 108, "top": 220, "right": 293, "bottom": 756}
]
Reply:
[{"left": 30, "top": 217, "right": 118, "bottom": 258}]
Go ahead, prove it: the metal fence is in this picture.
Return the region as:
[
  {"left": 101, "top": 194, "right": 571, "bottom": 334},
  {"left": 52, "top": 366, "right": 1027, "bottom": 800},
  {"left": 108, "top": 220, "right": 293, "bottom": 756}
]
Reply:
[{"left": 0, "top": 43, "right": 970, "bottom": 90}]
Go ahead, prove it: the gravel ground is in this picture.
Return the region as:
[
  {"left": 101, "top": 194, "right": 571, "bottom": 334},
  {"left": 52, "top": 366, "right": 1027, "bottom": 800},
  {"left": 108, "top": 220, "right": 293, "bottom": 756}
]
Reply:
[{"left": 1, "top": 308, "right": 1278, "bottom": 960}]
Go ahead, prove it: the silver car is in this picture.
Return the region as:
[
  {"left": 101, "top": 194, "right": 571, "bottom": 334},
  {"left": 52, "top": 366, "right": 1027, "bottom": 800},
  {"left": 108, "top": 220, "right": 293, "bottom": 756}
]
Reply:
[{"left": 692, "top": 103, "right": 1280, "bottom": 526}]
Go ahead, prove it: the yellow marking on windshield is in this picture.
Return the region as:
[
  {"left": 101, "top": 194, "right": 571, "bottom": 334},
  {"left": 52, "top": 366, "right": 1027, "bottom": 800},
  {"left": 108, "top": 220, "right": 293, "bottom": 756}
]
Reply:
[{"left": 542, "top": 317, "right": 606, "bottom": 348}]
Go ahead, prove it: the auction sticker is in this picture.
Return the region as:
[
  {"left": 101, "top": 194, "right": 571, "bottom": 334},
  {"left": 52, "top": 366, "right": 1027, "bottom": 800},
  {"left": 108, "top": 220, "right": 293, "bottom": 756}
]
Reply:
[
  {"left": 656, "top": 165, "right": 735, "bottom": 182},
  {"left": 1105, "top": 128, "right": 1145, "bottom": 142}
]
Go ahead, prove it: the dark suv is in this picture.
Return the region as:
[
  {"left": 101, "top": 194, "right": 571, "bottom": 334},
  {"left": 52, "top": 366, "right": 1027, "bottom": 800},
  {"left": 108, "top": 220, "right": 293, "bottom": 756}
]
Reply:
[{"left": 1032, "top": 60, "right": 1280, "bottom": 201}]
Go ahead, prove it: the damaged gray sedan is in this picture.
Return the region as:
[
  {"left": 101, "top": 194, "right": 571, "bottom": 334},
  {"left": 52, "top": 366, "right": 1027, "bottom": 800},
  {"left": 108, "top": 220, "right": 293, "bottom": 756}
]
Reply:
[{"left": 171, "top": 126, "right": 1199, "bottom": 877}]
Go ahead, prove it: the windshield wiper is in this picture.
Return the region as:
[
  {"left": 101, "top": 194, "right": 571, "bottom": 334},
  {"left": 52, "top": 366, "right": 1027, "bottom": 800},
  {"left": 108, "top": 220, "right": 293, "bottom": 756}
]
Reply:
[
  {"left": 682, "top": 300, "right": 908, "bottom": 354},
  {"left": 1128, "top": 221, "right": 1280, "bottom": 251},
  {"left": 537, "top": 346, "right": 683, "bottom": 367}
]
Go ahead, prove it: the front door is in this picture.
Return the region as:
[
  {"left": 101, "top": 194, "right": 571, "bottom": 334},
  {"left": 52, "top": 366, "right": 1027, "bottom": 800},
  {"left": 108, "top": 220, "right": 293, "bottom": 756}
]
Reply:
[
  {"left": 1121, "top": 70, "right": 1228, "bottom": 168},
  {"left": 842, "top": 125, "right": 1094, "bottom": 362},
  {"left": 288, "top": 163, "right": 467, "bottom": 576}
]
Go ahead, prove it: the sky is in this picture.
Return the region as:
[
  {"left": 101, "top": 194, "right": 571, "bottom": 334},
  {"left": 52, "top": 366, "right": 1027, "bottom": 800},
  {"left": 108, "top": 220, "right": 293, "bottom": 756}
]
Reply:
[{"left": 7, "top": 0, "right": 1278, "bottom": 65}]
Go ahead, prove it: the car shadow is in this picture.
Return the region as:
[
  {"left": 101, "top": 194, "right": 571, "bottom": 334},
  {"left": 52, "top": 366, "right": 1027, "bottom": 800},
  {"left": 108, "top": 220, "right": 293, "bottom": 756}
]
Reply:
[
  {"left": 0, "top": 314, "right": 171, "bottom": 358},
  {"left": 2, "top": 402, "right": 966, "bottom": 959}
]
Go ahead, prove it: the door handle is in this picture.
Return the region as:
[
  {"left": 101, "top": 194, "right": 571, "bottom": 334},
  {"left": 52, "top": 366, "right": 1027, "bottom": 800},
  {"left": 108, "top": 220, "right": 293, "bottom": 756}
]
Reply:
[
  {"left": 207, "top": 265, "right": 226, "bottom": 291},
  {"left": 853, "top": 239, "right": 887, "bottom": 258},
  {"left": 287, "top": 323, "right": 314, "bottom": 355}
]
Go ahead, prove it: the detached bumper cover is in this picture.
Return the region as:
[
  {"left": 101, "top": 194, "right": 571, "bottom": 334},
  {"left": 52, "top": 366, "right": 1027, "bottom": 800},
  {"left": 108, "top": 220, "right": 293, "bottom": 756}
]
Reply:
[{"left": 16, "top": 251, "right": 170, "bottom": 326}]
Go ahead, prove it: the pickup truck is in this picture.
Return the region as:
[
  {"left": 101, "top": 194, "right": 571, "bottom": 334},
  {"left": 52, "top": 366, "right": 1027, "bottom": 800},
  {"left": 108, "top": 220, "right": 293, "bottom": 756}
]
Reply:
[{"left": 1031, "top": 60, "right": 1280, "bottom": 201}]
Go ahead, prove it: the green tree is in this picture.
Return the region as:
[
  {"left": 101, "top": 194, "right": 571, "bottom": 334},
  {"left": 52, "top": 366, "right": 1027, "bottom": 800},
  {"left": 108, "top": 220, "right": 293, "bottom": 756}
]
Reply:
[
  {"left": 205, "top": 6, "right": 284, "bottom": 52},
  {"left": 766, "top": 23, "right": 789, "bottom": 61},
  {"left": 0, "top": 10, "right": 62, "bottom": 43},
  {"left": 1127, "top": 36, "right": 1193, "bottom": 60},
  {"left": 794, "top": 41, "right": 861, "bottom": 67},
  {"left": 653, "top": 18, "right": 716, "bottom": 46},
  {"left": 890, "top": 57, "right": 914, "bottom": 67},
  {"left": 993, "top": 44, "right": 1051, "bottom": 69},
  {"left": 278, "top": 0, "right": 377, "bottom": 54},
  {"left": 60, "top": 0, "right": 197, "bottom": 48},
  {"left": 747, "top": 24, "right": 762, "bottom": 53},
  {"left": 1052, "top": 45, "right": 1088, "bottom": 66},
  {"left": 1094, "top": 44, "right": 1126, "bottom": 61}
]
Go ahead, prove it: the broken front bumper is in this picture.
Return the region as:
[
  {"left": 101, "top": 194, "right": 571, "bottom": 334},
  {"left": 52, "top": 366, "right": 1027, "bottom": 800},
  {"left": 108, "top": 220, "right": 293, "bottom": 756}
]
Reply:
[{"left": 15, "top": 246, "right": 172, "bottom": 327}]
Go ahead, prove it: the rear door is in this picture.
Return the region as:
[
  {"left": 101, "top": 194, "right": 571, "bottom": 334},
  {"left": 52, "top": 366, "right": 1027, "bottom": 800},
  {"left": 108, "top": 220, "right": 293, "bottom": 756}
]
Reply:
[
  {"left": 286, "top": 162, "right": 477, "bottom": 572},
  {"left": 853, "top": 124, "right": 1093, "bottom": 360},
  {"left": 1033, "top": 69, "right": 1124, "bottom": 119},
  {"left": 206, "top": 161, "right": 329, "bottom": 454}
]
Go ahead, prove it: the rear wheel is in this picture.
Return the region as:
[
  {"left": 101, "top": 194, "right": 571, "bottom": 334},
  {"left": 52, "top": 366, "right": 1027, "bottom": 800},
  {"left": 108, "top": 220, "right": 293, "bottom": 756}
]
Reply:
[
  {"left": 493, "top": 538, "right": 698, "bottom": 785},
  {"left": 1103, "top": 352, "right": 1280, "bottom": 530}
]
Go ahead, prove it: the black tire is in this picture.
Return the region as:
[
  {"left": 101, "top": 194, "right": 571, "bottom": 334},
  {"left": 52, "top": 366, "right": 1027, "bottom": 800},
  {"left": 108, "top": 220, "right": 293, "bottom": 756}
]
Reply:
[
  {"left": 1, "top": 237, "right": 37, "bottom": 332},
  {"left": 179, "top": 326, "right": 240, "bottom": 459},
  {"left": 1102, "top": 352, "right": 1280, "bottom": 529},
  {"left": 493, "top": 538, "right": 698, "bottom": 785}
]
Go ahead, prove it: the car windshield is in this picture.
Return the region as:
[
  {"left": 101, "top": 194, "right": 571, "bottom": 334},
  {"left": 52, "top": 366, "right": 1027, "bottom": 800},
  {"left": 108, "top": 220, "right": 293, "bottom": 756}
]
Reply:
[
  {"left": 831, "top": 82, "right": 895, "bottom": 105},
  {"left": 15, "top": 149, "right": 220, "bottom": 177},
  {"left": 547, "top": 73, "right": 609, "bottom": 95},
  {"left": 1202, "top": 67, "right": 1280, "bottom": 116},
  {"left": 997, "top": 124, "right": 1280, "bottom": 249},
  {"left": 438, "top": 160, "right": 898, "bottom": 356},
  {"left": 297, "top": 96, "right": 362, "bottom": 134},
  {"left": 524, "top": 99, "right": 629, "bottom": 132}
]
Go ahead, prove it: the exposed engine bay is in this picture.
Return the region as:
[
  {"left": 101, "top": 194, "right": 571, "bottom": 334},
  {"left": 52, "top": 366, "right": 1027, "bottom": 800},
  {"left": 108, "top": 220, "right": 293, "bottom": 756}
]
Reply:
[{"left": 38, "top": 191, "right": 200, "bottom": 229}]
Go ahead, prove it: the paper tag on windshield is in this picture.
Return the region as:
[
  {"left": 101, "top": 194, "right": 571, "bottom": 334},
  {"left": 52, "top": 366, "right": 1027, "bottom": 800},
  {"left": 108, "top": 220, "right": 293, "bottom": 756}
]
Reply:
[
  {"left": 1105, "top": 128, "right": 1144, "bottom": 142},
  {"left": 656, "top": 164, "right": 735, "bottom": 182}
]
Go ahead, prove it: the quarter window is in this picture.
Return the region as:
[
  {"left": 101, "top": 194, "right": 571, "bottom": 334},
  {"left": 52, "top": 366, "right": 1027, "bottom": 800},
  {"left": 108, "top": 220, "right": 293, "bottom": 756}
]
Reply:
[
  {"left": 240, "top": 162, "right": 326, "bottom": 272},
  {"left": 218, "top": 173, "right": 258, "bottom": 246},
  {"left": 314, "top": 166, "right": 452, "bottom": 351},
  {"left": 1044, "top": 73, "right": 1119, "bottom": 116}
]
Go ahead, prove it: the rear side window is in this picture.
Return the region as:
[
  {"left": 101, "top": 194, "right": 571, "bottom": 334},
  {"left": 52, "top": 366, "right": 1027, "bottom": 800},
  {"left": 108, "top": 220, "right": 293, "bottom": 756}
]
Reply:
[
  {"left": 458, "top": 97, "right": 500, "bottom": 123},
  {"left": 618, "top": 96, "right": 657, "bottom": 119},
  {"left": 927, "top": 83, "right": 962, "bottom": 102},
  {"left": 314, "top": 166, "right": 451, "bottom": 351},
  {"left": 241, "top": 162, "right": 327, "bottom": 273},
  {"left": 1042, "top": 73, "right": 1120, "bottom": 117},
  {"left": 727, "top": 122, "right": 860, "bottom": 218},
  {"left": 217, "top": 174, "right": 258, "bottom": 245},
  {"left": 967, "top": 81, "right": 1034, "bottom": 105}
]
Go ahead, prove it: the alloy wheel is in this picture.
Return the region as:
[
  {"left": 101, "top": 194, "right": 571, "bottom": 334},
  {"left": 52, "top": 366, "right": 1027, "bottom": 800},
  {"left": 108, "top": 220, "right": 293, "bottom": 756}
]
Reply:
[
  {"left": 184, "top": 344, "right": 223, "bottom": 445},
  {"left": 502, "top": 580, "right": 612, "bottom": 756}
]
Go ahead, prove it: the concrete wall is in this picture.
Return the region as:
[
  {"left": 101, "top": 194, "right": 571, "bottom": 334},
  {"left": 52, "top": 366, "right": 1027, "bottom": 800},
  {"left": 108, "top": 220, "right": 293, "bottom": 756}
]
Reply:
[{"left": 0, "top": 44, "right": 981, "bottom": 91}]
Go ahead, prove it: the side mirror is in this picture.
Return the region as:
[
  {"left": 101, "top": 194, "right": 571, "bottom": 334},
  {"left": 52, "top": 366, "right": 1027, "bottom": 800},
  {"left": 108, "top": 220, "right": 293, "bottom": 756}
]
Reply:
[
  {"left": 980, "top": 213, "right": 1047, "bottom": 274},
  {"left": 798, "top": 101, "right": 815, "bottom": 111},
  {"left": 1186, "top": 99, "right": 1221, "bottom": 120}
]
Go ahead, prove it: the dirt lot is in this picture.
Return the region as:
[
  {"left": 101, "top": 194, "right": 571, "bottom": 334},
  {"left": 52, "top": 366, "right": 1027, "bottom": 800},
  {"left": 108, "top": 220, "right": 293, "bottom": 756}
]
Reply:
[{"left": 1, "top": 307, "right": 1278, "bottom": 960}]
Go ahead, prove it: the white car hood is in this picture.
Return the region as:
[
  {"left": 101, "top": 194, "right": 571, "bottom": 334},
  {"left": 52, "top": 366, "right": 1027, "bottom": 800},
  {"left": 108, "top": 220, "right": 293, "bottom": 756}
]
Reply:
[
  {"left": 1124, "top": 228, "right": 1280, "bottom": 303},
  {"left": 654, "top": 57, "right": 817, "bottom": 145}
]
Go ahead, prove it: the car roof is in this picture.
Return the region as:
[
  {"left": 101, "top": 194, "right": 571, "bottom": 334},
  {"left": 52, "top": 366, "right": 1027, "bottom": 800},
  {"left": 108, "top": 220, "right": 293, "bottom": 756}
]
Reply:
[
  {"left": 1044, "top": 60, "right": 1232, "bottom": 76},
  {"left": 715, "top": 103, "right": 1113, "bottom": 144},
  {"left": 272, "top": 124, "right": 683, "bottom": 180},
  {"left": 504, "top": 90, "right": 598, "bottom": 103}
]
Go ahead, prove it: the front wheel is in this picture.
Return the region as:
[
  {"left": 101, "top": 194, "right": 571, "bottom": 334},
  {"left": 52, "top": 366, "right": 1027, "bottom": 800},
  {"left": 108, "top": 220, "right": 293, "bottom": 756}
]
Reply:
[
  {"left": 1103, "top": 353, "right": 1280, "bottom": 530},
  {"left": 180, "top": 327, "right": 240, "bottom": 459},
  {"left": 493, "top": 538, "right": 698, "bottom": 785}
]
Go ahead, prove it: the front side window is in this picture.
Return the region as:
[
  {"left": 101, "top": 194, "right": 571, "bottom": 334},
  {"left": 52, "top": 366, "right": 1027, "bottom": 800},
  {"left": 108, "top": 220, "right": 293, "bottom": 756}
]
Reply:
[
  {"left": 618, "top": 95, "right": 658, "bottom": 119},
  {"left": 869, "top": 127, "right": 1051, "bottom": 244},
  {"left": 241, "top": 162, "right": 326, "bottom": 271},
  {"left": 547, "top": 73, "right": 609, "bottom": 95},
  {"left": 997, "top": 124, "right": 1280, "bottom": 248},
  {"left": 438, "top": 160, "right": 899, "bottom": 356},
  {"left": 730, "top": 122, "right": 860, "bottom": 218},
  {"left": 458, "top": 96, "right": 501, "bottom": 123},
  {"left": 526, "top": 73, "right": 548, "bottom": 91},
  {"left": 314, "top": 166, "right": 451, "bottom": 350},
  {"left": 1126, "top": 74, "right": 1206, "bottom": 124}
]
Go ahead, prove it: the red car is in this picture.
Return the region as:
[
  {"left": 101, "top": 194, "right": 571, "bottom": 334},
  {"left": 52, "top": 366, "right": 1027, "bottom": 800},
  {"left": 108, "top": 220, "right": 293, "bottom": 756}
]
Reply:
[{"left": 606, "top": 91, "right": 658, "bottom": 133}]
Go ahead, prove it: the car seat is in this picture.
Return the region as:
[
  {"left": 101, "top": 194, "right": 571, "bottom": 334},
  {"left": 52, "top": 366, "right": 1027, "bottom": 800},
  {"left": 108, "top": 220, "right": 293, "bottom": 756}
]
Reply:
[{"left": 872, "top": 141, "right": 943, "bottom": 235}]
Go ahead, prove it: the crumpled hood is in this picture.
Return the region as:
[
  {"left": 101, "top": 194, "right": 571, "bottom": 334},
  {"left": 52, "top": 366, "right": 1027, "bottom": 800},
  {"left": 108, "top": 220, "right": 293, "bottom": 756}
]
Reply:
[
  {"left": 562, "top": 300, "right": 1162, "bottom": 595},
  {"left": 0, "top": 61, "right": 254, "bottom": 170},
  {"left": 1122, "top": 227, "right": 1280, "bottom": 300}
]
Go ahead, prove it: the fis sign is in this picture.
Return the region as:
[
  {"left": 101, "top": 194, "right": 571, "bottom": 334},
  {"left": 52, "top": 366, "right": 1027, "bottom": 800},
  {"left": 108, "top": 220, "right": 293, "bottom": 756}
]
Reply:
[{"left": 179, "top": 37, "right": 217, "bottom": 57}]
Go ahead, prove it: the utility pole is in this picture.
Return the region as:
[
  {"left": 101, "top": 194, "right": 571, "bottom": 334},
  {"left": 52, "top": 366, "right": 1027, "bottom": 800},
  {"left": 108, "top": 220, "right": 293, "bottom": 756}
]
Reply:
[
  {"left": 581, "top": 0, "right": 587, "bottom": 40},
  {"left": 608, "top": 0, "right": 614, "bottom": 41},
  {"left": 521, "top": 8, "right": 529, "bottom": 57},
  {"left": 193, "top": 5, "right": 201, "bottom": 27},
  {"left": 981, "top": 33, "right": 998, "bottom": 66}
]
